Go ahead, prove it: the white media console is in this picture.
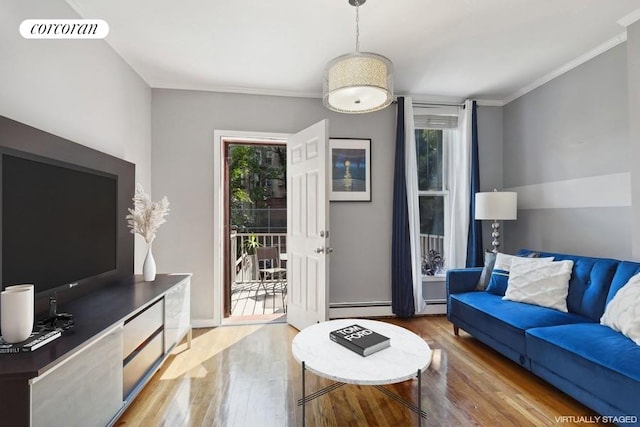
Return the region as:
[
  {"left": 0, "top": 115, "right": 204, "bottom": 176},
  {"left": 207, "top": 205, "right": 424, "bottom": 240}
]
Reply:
[{"left": 0, "top": 274, "right": 191, "bottom": 427}]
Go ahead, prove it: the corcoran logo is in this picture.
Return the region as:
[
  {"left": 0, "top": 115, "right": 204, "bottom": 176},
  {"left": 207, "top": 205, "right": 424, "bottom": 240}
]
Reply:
[{"left": 20, "top": 19, "right": 109, "bottom": 39}]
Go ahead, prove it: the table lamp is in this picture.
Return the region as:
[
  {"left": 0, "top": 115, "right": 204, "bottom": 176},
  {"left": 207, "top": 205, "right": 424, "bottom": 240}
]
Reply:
[{"left": 475, "top": 190, "right": 517, "bottom": 253}]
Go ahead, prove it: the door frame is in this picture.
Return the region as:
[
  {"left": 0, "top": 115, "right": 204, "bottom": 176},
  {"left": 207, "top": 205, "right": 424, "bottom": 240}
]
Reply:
[
  {"left": 212, "top": 130, "right": 290, "bottom": 326},
  {"left": 222, "top": 137, "right": 288, "bottom": 319}
]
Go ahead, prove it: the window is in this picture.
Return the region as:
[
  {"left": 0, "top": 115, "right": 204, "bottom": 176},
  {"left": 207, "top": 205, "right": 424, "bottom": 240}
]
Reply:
[
  {"left": 414, "top": 108, "right": 459, "bottom": 276},
  {"left": 415, "top": 128, "right": 448, "bottom": 275}
]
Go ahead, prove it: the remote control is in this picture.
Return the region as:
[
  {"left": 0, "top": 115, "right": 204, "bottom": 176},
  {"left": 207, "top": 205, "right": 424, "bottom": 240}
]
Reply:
[{"left": 22, "top": 330, "right": 61, "bottom": 351}]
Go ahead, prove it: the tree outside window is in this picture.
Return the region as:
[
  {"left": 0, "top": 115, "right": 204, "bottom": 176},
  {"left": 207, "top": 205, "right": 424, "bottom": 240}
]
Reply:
[{"left": 229, "top": 144, "right": 286, "bottom": 233}]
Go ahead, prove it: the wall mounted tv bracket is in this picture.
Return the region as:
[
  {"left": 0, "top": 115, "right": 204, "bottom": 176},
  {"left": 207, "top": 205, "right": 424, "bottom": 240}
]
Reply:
[{"left": 37, "top": 295, "right": 75, "bottom": 331}]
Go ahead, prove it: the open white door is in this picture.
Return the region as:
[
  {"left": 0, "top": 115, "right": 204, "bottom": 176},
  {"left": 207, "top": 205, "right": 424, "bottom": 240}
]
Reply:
[{"left": 286, "top": 120, "right": 330, "bottom": 331}]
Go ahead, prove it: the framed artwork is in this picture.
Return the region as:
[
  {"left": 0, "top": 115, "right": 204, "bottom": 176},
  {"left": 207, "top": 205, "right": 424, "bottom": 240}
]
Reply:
[{"left": 329, "top": 138, "right": 371, "bottom": 201}]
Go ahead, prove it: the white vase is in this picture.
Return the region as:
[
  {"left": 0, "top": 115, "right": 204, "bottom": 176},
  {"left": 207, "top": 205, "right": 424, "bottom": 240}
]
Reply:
[
  {"left": 143, "top": 245, "right": 156, "bottom": 281},
  {"left": 1, "top": 285, "right": 34, "bottom": 343}
]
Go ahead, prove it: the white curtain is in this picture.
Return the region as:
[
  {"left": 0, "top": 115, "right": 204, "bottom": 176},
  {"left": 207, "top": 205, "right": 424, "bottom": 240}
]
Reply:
[
  {"left": 403, "top": 97, "right": 426, "bottom": 313},
  {"left": 445, "top": 100, "right": 473, "bottom": 269}
]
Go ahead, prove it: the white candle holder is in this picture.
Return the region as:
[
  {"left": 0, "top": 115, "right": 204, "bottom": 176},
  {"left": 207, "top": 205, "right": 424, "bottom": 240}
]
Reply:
[{"left": 1, "top": 284, "right": 35, "bottom": 343}]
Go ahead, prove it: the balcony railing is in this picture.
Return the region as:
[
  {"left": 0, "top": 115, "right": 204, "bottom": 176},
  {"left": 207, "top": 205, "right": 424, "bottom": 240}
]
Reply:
[
  {"left": 420, "top": 234, "right": 444, "bottom": 258},
  {"left": 229, "top": 231, "right": 288, "bottom": 317},
  {"left": 230, "top": 232, "right": 442, "bottom": 283},
  {"left": 227, "top": 231, "right": 443, "bottom": 318},
  {"left": 230, "top": 232, "right": 287, "bottom": 285}
]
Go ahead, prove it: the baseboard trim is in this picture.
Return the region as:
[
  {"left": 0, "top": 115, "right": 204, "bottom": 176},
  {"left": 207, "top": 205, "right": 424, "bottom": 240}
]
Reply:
[
  {"left": 329, "top": 304, "right": 394, "bottom": 319},
  {"left": 195, "top": 301, "right": 447, "bottom": 327},
  {"left": 418, "top": 303, "right": 447, "bottom": 315},
  {"left": 329, "top": 301, "right": 447, "bottom": 318}
]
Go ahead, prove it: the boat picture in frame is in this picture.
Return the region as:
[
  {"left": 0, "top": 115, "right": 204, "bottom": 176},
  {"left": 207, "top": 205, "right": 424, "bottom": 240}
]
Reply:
[{"left": 329, "top": 138, "right": 371, "bottom": 202}]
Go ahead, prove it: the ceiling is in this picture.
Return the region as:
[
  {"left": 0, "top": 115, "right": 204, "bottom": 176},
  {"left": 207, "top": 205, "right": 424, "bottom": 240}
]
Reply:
[{"left": 66, "top": 0, "right": 640, "bottom": 104}]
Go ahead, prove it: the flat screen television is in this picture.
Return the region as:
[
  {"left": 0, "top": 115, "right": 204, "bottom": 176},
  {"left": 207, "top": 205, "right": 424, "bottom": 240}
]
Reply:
[
  {"left": 0, "top": 115, "right": 134, "bottom": 310},
  {"left": 2, "top": 153, "right": 118, "bottom": 296}
]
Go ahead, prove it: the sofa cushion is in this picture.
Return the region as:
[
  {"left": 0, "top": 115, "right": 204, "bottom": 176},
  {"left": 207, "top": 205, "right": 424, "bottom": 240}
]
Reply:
[
  {"left": 601, "top": 273, "right": 640, "bottom": 345},
  {"left": 516, "top": 250, "right": 619, "bottom": 321},
  {"left": 449, "top": 292, "right": 591, "bottom": 356},
  {"left": 504, "top": 260, "right": 573, "bottom": 312},
  {"left": 526, "top": 323, "right": 640, "bottom": 415}
]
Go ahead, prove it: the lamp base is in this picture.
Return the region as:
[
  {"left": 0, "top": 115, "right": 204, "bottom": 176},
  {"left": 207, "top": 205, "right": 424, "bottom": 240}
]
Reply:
[{"left": 490, "top": 220, "right": 501, "bottom": 254}]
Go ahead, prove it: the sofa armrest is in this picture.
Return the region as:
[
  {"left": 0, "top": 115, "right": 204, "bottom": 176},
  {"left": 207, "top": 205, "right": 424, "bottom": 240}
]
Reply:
[{"left": 446, "top": 268, "right": 483, "bottom": 295}]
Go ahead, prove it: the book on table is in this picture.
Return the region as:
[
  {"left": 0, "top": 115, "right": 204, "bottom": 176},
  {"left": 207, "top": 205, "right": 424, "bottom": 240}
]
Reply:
[
  {"left": 0, "top": 329, "right": 62, "bottom": 354},
  {"left": 329, "top": 324, "right": 390, "bottom": 357}
]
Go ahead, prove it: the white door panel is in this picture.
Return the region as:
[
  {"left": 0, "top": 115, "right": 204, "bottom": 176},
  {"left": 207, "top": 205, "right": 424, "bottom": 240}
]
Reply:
[{"left": 286, "top": 120, "right": 330, "bottom": 331}]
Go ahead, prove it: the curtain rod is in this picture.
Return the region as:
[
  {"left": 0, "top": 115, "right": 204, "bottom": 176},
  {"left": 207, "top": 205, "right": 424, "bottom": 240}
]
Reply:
[{"left": 392, "top": 100, "right": 465, "bottom": 108}]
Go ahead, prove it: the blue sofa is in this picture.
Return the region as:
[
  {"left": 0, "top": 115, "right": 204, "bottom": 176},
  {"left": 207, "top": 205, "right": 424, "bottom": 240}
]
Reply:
[{"left": 447, "top": 249, "right": 640, "bottom": 424}]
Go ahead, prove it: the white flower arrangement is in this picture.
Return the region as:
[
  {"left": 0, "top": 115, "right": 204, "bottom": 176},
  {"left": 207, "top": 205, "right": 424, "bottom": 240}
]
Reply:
[{"left": 126, "top": 184, "right": 170, "bottom": 245}]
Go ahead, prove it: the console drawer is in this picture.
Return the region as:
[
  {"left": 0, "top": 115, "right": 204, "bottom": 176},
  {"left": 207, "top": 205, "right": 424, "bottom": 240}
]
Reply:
[
  {"left": 31, "top": 326, "right": 123, "bottom": 427},
  {"left": 123, "top": 330, "right": 163, "bottom": 398},
  {"left": 123, "top": 299, "right": 163, "bottom": 359}
]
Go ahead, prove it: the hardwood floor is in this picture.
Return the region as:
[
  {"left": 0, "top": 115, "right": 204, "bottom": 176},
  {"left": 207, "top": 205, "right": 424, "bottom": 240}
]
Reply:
[{"left": 115, "top": 316, "right": 606, "bottom": 426}]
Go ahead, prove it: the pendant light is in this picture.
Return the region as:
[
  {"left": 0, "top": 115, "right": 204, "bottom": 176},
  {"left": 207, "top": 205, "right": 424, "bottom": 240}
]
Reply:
[{"left": 323, "top": 0, "right": 394, "bottom": 114}]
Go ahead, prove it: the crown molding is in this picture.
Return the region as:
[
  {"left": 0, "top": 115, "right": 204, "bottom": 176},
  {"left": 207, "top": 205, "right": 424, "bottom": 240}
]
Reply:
[
  {"left": 147, "top": 28, "right": 631, "bottom": 108},
  {"left": 149, "top": 84, "right": 510, "bottom": 108},
  {"left": 475, "top": 99, "right": 504, "bottom": 107},
  {"left": 501, "top": 32, "right": 627, "bottom": 106},
  {"left": 404, "top": 93, "right": 464, "bottom": 104},
  {"left": 618, "top": 8, "right": 640, "bottom": 27},
  {"left": 65, "top": 0, "right": 86, "bottom": 16},
  {"left": 140, "top": 29, "right": 629, "bottom": 109},
  {"left": 399, "top": 94, "right": 504, "bottom": 107},
  {"left": 150, "top": 81, "right": 321, "bottom": 99}
]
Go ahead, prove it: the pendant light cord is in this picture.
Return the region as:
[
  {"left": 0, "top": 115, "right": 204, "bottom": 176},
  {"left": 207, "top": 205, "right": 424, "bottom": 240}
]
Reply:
[{"left": 355, "top": 1, "right": 360, "bottom": 53}]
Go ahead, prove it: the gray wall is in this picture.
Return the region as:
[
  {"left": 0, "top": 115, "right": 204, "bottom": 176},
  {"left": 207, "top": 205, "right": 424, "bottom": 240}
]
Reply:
[
  {"left": 503, "top": 43, "right": 633, "bottom": 259},
  {"left": 629, "top": 21, "right": 640, "bottom": 259},
  {"left": 151, "top": 90, "right": 394, "bottom": 321},
  {"left": 0, "top": 0, "right": 152, "bottom": 272},
  {"left": 477, "top": 106, "right": 504, "bottom": 250},
  {"left": 151, "top": 89, "right": 502, "bottom": 321}
]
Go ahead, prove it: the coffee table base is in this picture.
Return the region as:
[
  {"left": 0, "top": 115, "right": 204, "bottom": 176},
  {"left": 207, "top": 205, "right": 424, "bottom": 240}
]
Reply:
[{"left": 297, "top": 361, "right": 426, "bottom": 426}]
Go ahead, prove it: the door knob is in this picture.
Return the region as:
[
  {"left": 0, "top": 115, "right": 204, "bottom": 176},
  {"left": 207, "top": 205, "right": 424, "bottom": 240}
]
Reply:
[
  {"left": 314, "top": 247, "right": 324, "bottom": 253},
  {"left": 326, "top": 247, "right": 334, "bottom": 254}
]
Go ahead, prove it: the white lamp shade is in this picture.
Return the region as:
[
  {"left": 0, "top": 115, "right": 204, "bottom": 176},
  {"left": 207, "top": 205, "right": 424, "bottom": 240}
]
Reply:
[
  {"left": 323, "top": 52, "right": 393, "bottom": 113},
  {"left": 475, "top": 191, "right": 517, "bottom": 220}
]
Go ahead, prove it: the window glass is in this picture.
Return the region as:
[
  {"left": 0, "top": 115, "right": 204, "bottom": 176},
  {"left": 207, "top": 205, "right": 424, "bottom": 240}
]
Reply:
[
  {"left": 419, "top": 195, "right": 445, "bottom": 275},
  {"left": 415, "top": 126, "right": 448, "bottom": 275},
  {"left": 415, "top": 129, "right": 443, "bottom": 191},
  {"left": 418, "top": 196, "right": 444, "bottom": 236}
]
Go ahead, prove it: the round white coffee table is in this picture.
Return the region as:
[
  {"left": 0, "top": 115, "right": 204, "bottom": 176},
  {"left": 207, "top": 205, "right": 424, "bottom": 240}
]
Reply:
[{"left": 291, "top": 319, "right": 432, "bottom": 426}]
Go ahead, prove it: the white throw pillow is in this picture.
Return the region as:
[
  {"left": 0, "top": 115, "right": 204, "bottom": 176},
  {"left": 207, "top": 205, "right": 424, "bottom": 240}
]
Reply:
[
  {"left": 485, "top": 253, "right": 554, "bottom": 296},
  {"left": 493, "top": 252, "right": 516, "bottom": 272},
  {"left": 601, "top": 273, "right": 640, "bottom": 346},
  {"left": 503, "top": 260, "right": 574, "bottom": 312}
]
